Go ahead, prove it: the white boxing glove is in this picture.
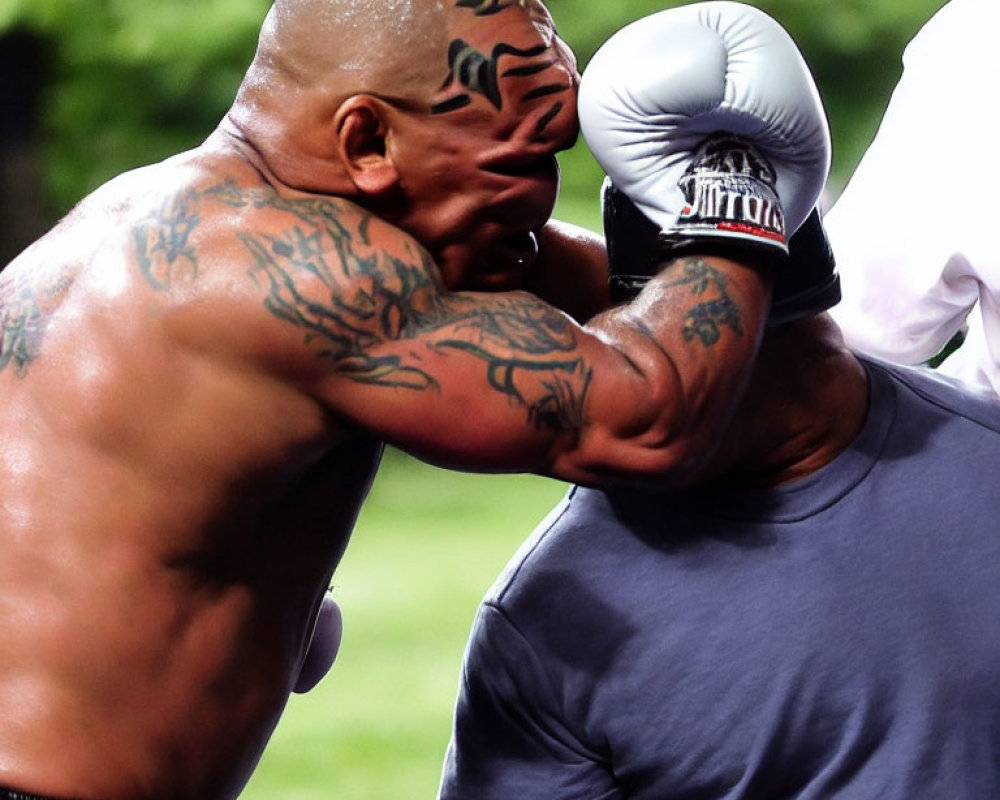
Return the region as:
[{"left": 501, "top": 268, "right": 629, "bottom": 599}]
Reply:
[{"left": 579, "top": 1, "right": 831, "bottom": 297}]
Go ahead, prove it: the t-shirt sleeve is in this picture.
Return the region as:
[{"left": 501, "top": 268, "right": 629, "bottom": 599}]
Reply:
[
  {"left": 438, "top": 602, "right": 620, "bottom": 800},
  {"left": 826, "top": 0, "right": 998, "bottom": 365}
]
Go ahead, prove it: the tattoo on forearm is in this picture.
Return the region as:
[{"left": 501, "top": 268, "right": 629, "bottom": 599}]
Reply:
[
  {"left": 129, "top": 180, "right": 590, "bottom": 432},
  {"left": 0, "top": 267, "right": 75, "bottom": 376},
  {"left": 437, "top": 339, "right": 590, "bottom": 431},
  {"left": 663, "top": 258, "right": 744, "bottom": 346}
]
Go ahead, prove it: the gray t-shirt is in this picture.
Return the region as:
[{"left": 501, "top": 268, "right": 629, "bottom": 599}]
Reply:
[{"left": 440, "top": 360, "right": 1000, "bottom": 799}]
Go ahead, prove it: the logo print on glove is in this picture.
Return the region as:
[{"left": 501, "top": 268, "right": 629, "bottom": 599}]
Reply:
[{"left": 677, "top": 134, "right": 785, "bottom": 245}]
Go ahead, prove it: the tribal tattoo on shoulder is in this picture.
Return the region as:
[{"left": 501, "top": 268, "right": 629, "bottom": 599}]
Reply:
[
  {"left": 129, "top": 180, "right": 590, "bottom": 433},
  {"left": 0, "top": 266, "right": 76, "bottom": 377},
  {"left": 132, "top": 191, "right": 201, "bottom": 290}
]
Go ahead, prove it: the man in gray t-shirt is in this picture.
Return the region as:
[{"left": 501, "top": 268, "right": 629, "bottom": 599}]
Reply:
[{"left": 439, "top": 318, "right": 1000, "bottom": 798}]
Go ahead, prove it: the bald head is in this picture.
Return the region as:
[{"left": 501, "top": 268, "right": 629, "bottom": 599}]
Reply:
[
  {"left": 218, "top": 0, "right": 580, "bottom": 289},
  {"left": 224, "top": 0, "right": 460, "bottom": 190},
  {"left": 230, "top": 0, "right": 565, "bottom": 127},
  {"left": 223, "top": 0, "right": 573, "bottom": 200},
  {"left": 249, "top": 0, "right": 451, "bottom": 101}
]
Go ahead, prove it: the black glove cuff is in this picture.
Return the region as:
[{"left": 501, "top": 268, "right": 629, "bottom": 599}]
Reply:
[
  {"left": 769, "top": 208, "right": 841, "bottom": 327},
  {"left": 602, "top": 179, "right": 781, "bottom": 303},
  {"left": 602, "top": 179, "right": 662, "bottom": 302},
  {"left": 603, "top": 181, "right": 842, "bottom": 324}
]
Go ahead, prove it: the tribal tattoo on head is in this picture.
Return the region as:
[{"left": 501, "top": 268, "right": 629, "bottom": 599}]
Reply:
[
  {"left": 129, "top": 180, "right": 591, "bottom": 433},
  {"left": 431, "top": 40, "right": 552, "bottom": 114},
  {"left": 431, "top": 1, "right": 570, "bottom": 126},
  {"left": 456, "top": 0, "right": 531, "bottom": 14}
]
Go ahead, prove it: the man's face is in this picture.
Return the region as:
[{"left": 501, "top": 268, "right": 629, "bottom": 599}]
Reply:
[{"left": 385, "top": 0, "right": 580, "bottom": 291}]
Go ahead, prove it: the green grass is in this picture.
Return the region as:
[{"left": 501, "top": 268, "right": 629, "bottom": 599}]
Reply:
[{"left": 239, "top": 449, "right": 568, "bottom": 799}]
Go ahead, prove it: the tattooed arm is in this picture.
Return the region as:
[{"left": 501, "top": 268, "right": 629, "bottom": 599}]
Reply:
[
  {"left": 229, "top": 191, "right": 765, "bottom": 486},
  {"left": 130, "top": 179, "right": 767, "bottom": 488},
  {"left": 569, "top": 256, "right": 768, "bottom": 485},
  {"left": 325, "top": 246, "right": 766, "bottom": 487}
]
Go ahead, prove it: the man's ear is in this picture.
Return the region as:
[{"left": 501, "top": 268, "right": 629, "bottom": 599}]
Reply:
[{"left": 334, "top": 95, "right": 399, "bottom": 196}]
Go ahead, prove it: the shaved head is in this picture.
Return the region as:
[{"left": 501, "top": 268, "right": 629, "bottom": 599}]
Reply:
[
  {"left": 250, "top": 0, "right": 451, "bottom": 100},
  {"left": 224, "top": 0, "right": 575, "bottom": 209},
  {"left": 230, "top": 0, "right": 566, "bottom": 132},
  {"left": 226, "top": 0, "right": 466, "bottom": 189},
  {"left": 218, "top": 0, "right": 579, "bottom": 288}
]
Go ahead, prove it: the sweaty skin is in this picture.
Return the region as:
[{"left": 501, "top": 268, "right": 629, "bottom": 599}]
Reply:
[{"left": 0, "top": 0, "right": 769, "bottom": 798}]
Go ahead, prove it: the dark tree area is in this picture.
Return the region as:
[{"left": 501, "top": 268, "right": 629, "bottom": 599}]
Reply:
[{"left": 0, "top": 30, "right": 48, "bottom": 265}]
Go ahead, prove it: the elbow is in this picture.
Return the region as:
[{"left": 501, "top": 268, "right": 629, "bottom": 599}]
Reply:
[
  {"left": 559, "top": 425, "right": 721, "bottom": 491},
  {"left": 556, "top": 375, "right": 728, "bottom": 489}
]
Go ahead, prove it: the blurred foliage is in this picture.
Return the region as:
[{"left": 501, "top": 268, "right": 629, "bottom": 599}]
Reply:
[
  {"left": 0, "top": 0, "right": 271, "bottom": 213},
  {"left": 0, "top": 0, "right": 947, "bottom": 224}
]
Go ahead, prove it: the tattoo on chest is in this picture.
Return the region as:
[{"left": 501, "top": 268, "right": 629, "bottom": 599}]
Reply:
[
  {"left": 0, "top": 267, "right": 75, "bottom": 377},
  {"left": 130, "top": 179, "right": 589, "bottom": 433}
]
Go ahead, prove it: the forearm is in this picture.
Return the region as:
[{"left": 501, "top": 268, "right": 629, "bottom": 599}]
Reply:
[
  {"left": 325, "top": 257, "right": 765, "bottom": 487},
  {"left": 555, "top": 254, "right": 770, "bottom": 487}
]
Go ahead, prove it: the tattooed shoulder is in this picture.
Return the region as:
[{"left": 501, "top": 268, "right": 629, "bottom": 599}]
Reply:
[
  {"left": 0, "top": 265, "right": 76, "bottom": 377},
  {"left": 132, "top": 188, "right": 202, "bottom": 290},
  {"left": 225, "top": 187, "right": 595, "bottom": 432},
  {"left": 129, "top": 178, "right": 446, "bottom": 378},
  {"left": 233, "top": 187, "right": 452, "bottom": 386},
  {"left": 126, "top": 179, "right": 594, "bottom": 433}
]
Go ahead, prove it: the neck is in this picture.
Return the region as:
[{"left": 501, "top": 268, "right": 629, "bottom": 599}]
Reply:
[
  {"left": 207, "top": 118, "right": 283, "bottom": 186},
  {"left": 706, "top": 314, "right": 869, "bottom": 489},
  {"left": 220, "top": 93, "right": 355, "bottom": 198}
]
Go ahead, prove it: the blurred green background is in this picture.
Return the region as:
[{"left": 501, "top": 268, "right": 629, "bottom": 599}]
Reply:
[
  {"left": 1, "top": 0, "right": 947, "bottom": 256},
  {"left": 0, "top": 0, "right": 947, "bottom": 796}
]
